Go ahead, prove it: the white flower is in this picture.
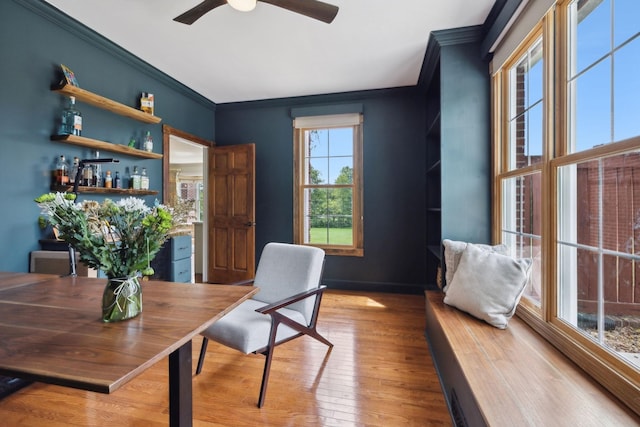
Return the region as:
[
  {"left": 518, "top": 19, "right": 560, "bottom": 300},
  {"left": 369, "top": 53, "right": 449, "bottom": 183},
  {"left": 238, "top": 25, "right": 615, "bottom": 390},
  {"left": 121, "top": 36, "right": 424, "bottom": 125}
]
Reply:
[{"left": 116, "top": 197, "right": 150, "bottom": 214}]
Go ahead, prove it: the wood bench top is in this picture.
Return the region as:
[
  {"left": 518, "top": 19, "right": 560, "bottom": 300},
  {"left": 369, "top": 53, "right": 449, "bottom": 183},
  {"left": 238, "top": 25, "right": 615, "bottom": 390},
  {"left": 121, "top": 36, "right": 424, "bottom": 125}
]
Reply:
[{"left": 425, "top": 291, "right": 639, "bottom": 426}]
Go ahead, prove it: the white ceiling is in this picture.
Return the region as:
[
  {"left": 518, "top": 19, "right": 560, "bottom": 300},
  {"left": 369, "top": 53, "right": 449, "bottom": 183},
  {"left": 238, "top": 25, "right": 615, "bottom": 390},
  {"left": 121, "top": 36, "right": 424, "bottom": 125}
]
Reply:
[{"left": 44, "top": 0, "right": 496, "bottom": 104}]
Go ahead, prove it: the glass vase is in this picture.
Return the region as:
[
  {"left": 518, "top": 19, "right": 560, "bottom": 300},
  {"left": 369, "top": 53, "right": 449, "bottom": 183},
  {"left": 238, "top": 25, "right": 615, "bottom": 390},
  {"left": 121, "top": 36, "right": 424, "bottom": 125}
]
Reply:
[{"left": 102, "top": 276, "right": 142, "bottom": 322}]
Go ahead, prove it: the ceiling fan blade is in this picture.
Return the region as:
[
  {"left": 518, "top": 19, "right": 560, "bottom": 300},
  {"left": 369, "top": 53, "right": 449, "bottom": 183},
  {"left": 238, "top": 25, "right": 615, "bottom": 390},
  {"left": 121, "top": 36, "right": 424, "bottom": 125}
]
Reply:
[
  {"left": 260, "top": 0, "right": 339, "bottom": 24},
  {"left": 174, "top": 0, "right": 227, "bottom": 25}
]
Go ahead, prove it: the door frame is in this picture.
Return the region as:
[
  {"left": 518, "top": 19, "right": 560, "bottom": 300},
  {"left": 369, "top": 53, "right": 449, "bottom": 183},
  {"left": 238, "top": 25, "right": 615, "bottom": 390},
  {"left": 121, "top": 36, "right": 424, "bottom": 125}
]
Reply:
[{"left": 162, "top": 125, "right": 214, "bottom": 281}]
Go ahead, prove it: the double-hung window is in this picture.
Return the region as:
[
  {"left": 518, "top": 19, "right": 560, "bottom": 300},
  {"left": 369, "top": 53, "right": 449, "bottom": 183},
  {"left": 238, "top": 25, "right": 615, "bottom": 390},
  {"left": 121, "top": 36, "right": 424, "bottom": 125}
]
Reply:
[
  {"left": 493, "top": 0, "right": 640, "bottom": 413},
  {"left": 293, "top": 113, "right": 364, "bottom": 256}
]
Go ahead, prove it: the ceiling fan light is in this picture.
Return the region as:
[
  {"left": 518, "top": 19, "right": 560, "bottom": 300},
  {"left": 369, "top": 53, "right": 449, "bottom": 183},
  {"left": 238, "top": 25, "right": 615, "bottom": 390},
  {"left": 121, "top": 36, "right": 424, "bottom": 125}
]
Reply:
[{"left": 227, "top": 0, "right": 257, "bottom": 12}]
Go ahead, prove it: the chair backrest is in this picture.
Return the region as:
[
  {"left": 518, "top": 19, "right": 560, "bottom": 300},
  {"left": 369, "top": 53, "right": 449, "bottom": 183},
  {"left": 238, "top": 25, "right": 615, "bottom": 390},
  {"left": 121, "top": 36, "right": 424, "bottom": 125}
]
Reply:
[{"left": 253, "top": 242, "right": 325, "bottom": 324}]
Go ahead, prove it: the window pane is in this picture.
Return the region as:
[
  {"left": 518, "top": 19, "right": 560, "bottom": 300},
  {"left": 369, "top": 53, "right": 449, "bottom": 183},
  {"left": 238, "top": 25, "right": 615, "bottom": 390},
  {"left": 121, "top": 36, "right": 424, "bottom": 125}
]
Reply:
[
  {"left": 614, "top": 37, "right": 640, "bottom": 142},
  {"left": 572, "top": 58, "right": 611, "bottom": 151},
  {"left": 327, "top": 128, "right": 353, "bottom": 157},
  {"left": 502, "top": 174, "right": 542, "bottom": 236},
  {"left": 501, "top": 173, "right": 542, "bottom": 305},
  {"left": 329, "top": 160, "right": 353, "bottom": 184},
  {"left": 527, "top": 102, "right": 544, "bottom": 162},
  {"left": 303, "top": 188, "right": 353, "bottom": 246},
  {"left": 508, "top": 38, "right": 543, "bottom": 169},
  {"left": 573, "top": 0, "right": 610, "bottom": 74},
  {"left": 308, "top": 129, "right": 328, "bottom": 157},
  {"left": 568, "top": 0, "right": 640, "bottom": 153},
  {"left": 614, "top": 0, "right": 640, "bottom": 47},
  {"left": 308, "top": 158, "right": 327, "bottom": 185},
  {"left": 557, "top": 152, "right": 640, "bottom": 368},
  {"left": 502, "top": 234, "right": 542, "bottom": 306}
]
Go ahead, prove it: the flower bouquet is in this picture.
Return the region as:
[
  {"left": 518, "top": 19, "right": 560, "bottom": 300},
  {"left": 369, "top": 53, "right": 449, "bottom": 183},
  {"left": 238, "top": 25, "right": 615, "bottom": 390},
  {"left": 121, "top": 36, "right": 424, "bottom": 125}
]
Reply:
[{"left": 35, "top": 192, "right": 173, "bottom": 322}]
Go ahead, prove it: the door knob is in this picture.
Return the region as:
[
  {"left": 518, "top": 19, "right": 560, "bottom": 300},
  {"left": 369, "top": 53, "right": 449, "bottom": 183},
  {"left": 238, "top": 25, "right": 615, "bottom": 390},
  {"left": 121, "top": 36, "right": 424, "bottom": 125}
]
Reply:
[{"left": 244, "top": 221, "right": 256, "bottom": 227}]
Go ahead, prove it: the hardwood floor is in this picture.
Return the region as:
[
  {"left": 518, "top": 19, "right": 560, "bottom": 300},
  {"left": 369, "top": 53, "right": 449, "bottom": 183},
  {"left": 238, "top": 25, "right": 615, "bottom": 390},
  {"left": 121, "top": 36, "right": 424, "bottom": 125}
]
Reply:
[{"left": 0, "top": 290, "right": 451, "bottom": 426}]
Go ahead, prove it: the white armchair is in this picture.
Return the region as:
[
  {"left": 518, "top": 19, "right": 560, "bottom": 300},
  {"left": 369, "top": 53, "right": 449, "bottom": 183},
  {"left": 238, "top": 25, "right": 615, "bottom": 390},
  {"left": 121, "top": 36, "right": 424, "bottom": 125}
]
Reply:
[{"left": 195, "top": 242, "right": 333, "bottom": 407}]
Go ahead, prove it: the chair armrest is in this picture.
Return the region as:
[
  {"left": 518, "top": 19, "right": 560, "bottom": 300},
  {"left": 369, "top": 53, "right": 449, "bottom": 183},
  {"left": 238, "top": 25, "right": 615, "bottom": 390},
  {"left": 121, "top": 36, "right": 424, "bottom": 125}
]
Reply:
[
  {"left": 255, "top": 285, "right": 328, "bottom": 315},
  {"left": 227, "top": 278, "right": 256, "bottom": 286}
]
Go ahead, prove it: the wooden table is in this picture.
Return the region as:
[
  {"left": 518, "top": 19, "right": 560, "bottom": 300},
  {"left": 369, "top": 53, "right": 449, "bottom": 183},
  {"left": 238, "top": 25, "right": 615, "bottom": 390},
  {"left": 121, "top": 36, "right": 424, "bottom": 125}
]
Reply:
[{"left": 0, "top": 272, "right": 257, "bottom": 426}]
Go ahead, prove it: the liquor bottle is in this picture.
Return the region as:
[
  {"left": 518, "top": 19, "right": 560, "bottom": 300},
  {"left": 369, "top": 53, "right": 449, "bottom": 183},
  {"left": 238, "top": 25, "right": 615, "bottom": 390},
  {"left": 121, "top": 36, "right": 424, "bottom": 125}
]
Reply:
[
  {"left": 140, "top": 92, "right": 154, "bottom": 115},
  {"left": 140, "top": 167, "right": 149, "bottom": 190},
  {"left": 69, "top": 156, "right": 79, "bottom": 184},
  {"left": 114, "top": 171, "right": 121, "bottom": 189},
  {"left": 143, "top": 131, "right": 153, "bottom": 152},
  {"left": 92, "top": 151, "right": 102, "bottom": 187},
  {"left": 82, "top": 164, "right": 93, "bottom": 186},
  {"left": 131, "top": 166, "right": 141, "bottom": 190},
  {"left": 59, "top": 96, "right": 82, "bottom": 136},
  {"left": 54, "top": 155, "right": 70, "bottom": 185},
  {"left": 104, "top": 171, "right": 112, "bottom": 188}
]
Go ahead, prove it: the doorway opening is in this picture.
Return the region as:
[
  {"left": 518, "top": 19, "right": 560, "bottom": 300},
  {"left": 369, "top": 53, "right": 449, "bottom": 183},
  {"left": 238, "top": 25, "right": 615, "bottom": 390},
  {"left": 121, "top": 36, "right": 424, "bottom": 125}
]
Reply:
[{"left": 163, "top": 125, "right": 212, "bottom": 282}]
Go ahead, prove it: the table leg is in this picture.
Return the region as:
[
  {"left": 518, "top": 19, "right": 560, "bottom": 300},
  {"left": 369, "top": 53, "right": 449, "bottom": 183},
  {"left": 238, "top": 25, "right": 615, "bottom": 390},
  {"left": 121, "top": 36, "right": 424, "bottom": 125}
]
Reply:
[{"left": 169, "top": 340, "right": 193, "bottom": 427}]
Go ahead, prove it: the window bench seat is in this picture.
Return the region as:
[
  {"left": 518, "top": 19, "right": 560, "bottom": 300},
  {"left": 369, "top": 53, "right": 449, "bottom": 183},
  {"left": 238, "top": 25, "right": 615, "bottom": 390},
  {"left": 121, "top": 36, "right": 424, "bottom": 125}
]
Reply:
[{"left": 424, "top": 291, "right": 639, "bottom": 426}]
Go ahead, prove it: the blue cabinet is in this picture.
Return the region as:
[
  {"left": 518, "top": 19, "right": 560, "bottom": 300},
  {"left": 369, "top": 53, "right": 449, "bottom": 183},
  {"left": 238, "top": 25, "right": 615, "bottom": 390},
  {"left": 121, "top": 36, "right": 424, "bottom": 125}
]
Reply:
[
  {"left": 170, "top": 235, "right": 192, "bottom": 282},
  {"left": 151, "top": 235, "right": 192, "bottom": 283}
]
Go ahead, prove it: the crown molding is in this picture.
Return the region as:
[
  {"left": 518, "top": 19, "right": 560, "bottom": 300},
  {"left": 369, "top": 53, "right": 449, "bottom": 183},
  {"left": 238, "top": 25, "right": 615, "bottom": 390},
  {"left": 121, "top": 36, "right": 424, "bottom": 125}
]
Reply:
[
  {"left": 418, "top": 25, "right": 484, "bottom": 90},
  {"left": 15, "top": 0, "right": 216, "bottom": 110}
]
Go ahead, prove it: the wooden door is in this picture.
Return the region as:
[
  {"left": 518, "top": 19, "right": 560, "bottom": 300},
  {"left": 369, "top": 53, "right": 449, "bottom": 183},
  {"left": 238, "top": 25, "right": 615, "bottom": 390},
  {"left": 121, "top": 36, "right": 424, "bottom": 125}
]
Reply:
[{"left": 207, "top": 144, "right": 256, "bottom": 283}]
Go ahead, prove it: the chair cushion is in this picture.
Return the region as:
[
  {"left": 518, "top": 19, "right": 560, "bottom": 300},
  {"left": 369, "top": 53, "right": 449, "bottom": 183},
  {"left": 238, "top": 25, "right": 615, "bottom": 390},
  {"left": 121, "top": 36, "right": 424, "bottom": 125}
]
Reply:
[{"left": 201, "top": 299, "right": 307, "bottom": 354}]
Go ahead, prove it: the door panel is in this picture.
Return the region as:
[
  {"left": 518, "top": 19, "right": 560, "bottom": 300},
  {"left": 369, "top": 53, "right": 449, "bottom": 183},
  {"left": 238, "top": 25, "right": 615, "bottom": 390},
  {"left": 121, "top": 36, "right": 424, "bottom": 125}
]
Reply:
[{"left": 208, "top": 144, "right": 255, "bottom": 283}]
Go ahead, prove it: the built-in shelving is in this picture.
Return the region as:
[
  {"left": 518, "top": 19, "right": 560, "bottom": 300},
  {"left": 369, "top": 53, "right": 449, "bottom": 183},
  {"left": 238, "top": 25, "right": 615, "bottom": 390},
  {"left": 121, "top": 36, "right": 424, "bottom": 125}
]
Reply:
[
  {"left": 51, "top": 83, "right": 161, "bottom": 124},
  {"left": 51, "top": 185, "right": 158, "bottom": 196},
  {"left": 51, "top": 134, "right": 163, "bottom": 160}
]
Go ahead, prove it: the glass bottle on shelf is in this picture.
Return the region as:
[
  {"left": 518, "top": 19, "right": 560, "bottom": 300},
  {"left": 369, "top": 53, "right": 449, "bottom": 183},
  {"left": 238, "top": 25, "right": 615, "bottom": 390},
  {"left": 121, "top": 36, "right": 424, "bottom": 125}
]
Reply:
[
  {"left": 54, "top": 155, "right": 70, "bottom": 185},
  {"left": 69, "top": 156, "right": 79, "bottom": 185},
  {"left": 143, "top": 131, "right": 153, "bottom": 152},
  {"left": 131, "top": 166, "right": 141, "bottom": 190},
  {"left": 92, "top": 151, "right": 102, "bottom": 187},
  {"left": 104, "top": 171, "right": 112, "bottom": 188},
  {"left": 140, "top": 167, "right": 149, "bottom": 190},
  {"left": 114, "top": 171, "right": 121, "bottom": 189},
  {"left": 59, "top": 96, "right": 82, "bottom": 136},
  {"left": 82, "top": 163, "right": 93, "bottom": 187}
]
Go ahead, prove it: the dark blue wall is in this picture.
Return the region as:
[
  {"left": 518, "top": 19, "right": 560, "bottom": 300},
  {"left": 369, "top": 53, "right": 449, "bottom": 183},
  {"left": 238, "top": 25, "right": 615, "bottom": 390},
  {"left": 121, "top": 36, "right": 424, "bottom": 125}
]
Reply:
[
  {"left": 216, "top": 89, "right": 428, "bottom": 292},
  {"left": 0, "top": 0, "right": 215, "bottom": 272},
  {"left": 0, "top": 0, "right": 495, "bottom": 294}
]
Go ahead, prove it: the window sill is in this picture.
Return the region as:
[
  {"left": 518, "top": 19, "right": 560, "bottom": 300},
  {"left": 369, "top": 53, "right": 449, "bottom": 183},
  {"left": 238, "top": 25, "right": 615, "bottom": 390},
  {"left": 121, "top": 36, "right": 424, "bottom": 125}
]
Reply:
[
  {"left": 310, "top": 245, "right": 363, "bottom": 257},
  {"left": 516, "top": 304, "right": 640, "bottom": 416}
]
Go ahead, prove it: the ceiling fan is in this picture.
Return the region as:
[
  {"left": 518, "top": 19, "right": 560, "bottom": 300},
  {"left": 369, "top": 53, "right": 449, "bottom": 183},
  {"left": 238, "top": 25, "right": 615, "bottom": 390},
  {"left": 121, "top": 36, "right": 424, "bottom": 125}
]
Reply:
[{"left": 173, "top": 0, "right": 339, "bottom": 25}]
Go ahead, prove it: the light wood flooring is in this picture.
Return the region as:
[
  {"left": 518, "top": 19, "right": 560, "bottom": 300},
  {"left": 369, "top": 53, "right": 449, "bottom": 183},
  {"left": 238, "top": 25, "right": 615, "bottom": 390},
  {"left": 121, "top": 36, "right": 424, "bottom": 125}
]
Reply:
[{"left": 0, "top": 290, "right": 451, "bottom": 426}]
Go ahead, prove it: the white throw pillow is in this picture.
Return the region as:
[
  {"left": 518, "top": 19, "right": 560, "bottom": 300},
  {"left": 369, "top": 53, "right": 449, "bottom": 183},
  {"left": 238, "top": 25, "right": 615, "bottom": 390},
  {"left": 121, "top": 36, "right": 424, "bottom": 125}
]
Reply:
[
  {"left": 443, "top": 243, "right": 532, "bottom": 329},
  {"left": 442, "top": 239, "right": 508, "bottom": 292}
]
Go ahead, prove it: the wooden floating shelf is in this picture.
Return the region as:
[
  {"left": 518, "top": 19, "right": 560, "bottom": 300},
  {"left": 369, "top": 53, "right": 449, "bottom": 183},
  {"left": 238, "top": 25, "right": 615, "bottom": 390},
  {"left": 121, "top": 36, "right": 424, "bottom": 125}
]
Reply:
[
  {"left": 51, "top": 134, "right": 163, "bottom": 160},
  {"left": 51, "top": 83, "right": 162, "bottom": 124},
  {"left": 51, "top": 185, "right": 158, "bottom": 196}
]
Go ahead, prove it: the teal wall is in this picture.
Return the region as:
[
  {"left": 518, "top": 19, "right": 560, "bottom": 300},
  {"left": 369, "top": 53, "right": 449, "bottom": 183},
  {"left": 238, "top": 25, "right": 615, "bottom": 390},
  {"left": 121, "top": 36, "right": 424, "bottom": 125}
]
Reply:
[
  {"left": 216, "top": 89, "right": 428, "bottom": 292},
  {"left": 0, "top": 0, "right": 215, "bottom": 272},
  {"left": 0, "top": 0, "right": 506, "bottom": 292}
]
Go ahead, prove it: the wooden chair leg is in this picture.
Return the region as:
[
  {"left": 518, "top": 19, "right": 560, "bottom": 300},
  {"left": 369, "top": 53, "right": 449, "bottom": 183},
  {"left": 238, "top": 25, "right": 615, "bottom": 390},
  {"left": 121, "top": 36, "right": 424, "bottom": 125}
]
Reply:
[
  {"left": 257, "top": 317, "right": 281, "bottom": 408},
  {"left": 195, "top": 337, "right": 209, "bottom": 375},
  {"left": 257, "top": 345, "right": 275, "bottom": 408}
]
